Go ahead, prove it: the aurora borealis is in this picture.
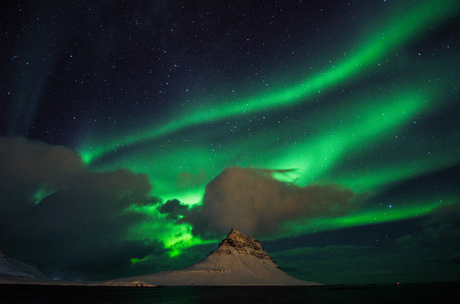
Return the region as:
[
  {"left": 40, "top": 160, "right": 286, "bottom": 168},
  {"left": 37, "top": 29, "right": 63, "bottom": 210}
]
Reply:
[{"left": 1, "top": 0, "right": 460, "bottom": 284}]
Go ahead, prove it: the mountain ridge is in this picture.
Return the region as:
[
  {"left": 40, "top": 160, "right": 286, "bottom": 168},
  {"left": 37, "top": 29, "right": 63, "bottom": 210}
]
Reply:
[{"left": 0, "top": 249, "right": 48, "bottom": 281}]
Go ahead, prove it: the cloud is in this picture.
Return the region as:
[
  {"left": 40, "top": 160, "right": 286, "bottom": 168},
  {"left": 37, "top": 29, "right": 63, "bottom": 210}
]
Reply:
[
  {"left": 0, "top": 137, "right": 161, "bottom": 280},
  {"left": 270, "top": 245, "right": 383, "bottom": 284},
  {"left": 395, "top": 202, "right": 460, "bottom": 252},
  {"left": 181, "top": 166, "right": 364, "bottom": 238},
  {"left": 0, "top": 137, "right": 84, "bottom": 200},
  {"left": 158, "top": 199, "right": 190, "bottom": 221}
]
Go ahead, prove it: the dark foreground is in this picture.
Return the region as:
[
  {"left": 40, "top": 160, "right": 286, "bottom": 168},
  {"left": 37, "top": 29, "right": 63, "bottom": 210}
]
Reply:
[{"left": 1, "top": 282, "right": 459, "bottom": 304}]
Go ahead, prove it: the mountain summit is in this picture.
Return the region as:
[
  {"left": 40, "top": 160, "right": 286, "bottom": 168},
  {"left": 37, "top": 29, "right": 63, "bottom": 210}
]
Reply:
[
  {"left": 104, "top": 229, "right": 321, "bottom": 286},
  {"left": 213, "top": 228, "right": 274, "bottom": 261}
]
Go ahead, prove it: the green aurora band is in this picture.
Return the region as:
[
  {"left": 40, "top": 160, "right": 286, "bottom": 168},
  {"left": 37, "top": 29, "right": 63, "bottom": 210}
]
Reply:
[
  {"left": 283, "top": 199, "right": 446, "bottom": 235},
  {"left": 78, "top": 0, "right": 459, "bottom": 164},
  {"left": 73, "top": 1, "right": 460, "bottom": 257}
]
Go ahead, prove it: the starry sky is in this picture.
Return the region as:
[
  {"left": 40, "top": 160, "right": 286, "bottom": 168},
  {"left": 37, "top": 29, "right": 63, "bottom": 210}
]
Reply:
[{"left": 1, "top": 0, "right": 460, "bottom": 284}]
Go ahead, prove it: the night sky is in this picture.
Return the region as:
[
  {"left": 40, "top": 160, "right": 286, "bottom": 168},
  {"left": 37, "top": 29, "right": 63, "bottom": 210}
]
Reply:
[{"left": 1, "top": 0, "right": 460, "bottom": 284}]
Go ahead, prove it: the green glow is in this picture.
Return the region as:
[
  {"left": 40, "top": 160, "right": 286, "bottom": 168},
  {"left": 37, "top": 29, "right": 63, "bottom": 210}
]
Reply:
[
  {"left": 167, "top": 189, "right": 205, "bottom": 207},
  {"left": 77, "top": 0, "right": 460, "bottom": 164},
  {"left": 32, "top": 187, "right": 56, "bottom": 205},
  {"left": 281, "top": 200, "right": 453, "bottom": 238},
  {"left": 328, "top": 149, "right": 460, "bottom": 193},
  {"left": 163, "top": 230, "right": 197, "bottom": 257},
  {"left": 125, "top": 204, "right": 216, "bottom": 256},
  {"left": 272, "top": 170, "right": 300, "bottom": 183},
  {"left": 269, "top": 87, "right": 433, "bottom": 185},
  {"left": 130, "top": 256, "right": 150, "bottom": 264}
]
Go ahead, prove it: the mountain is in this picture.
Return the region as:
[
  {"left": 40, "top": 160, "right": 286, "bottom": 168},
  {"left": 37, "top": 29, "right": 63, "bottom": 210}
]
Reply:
[
  {"left": 0, "top": 249, "right": 48, "bottom": 282},
  {"left": 102, "top": 229, "right": 321, "bottom": 286}
]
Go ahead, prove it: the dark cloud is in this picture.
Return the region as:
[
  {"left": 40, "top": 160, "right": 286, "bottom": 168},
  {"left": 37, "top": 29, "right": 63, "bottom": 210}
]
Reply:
[
  {"left": 271, "top": 245, "right": 384, "bottom": 284},
  {"left": 0, "top": 137, "right": 161, "bottom": 280},
  {"left": 273, "top": 235, "right": 460, "bottom": 284},
  {"left": 58, "top": 240, "right": 163, "bottom": 280},
  {"left": 0, "top": 136, "right": 84, "bottom": 200},
  {"left": 395, "top": 202, "right": 460, "bottom": 254},
  {"left": 182, "top": 166, "right": 364, "bottom": 238},
  {"left": 426, "top": 202, "right": 460, "bottom": 227},
  {"left": 158, "top": 199, "right": 190, "bottom": 221}
]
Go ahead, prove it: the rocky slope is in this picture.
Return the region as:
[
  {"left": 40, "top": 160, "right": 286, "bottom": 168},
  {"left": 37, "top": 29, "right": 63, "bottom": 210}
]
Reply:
[
  {"left": 103, "top": 229, "right": 321, "bottom": 286},
  {"left": 213, "top": 228, "right": 274, "bottom": 260},
  {"left": 0, "top": 249, "right": 48, "bottom": 282}
]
